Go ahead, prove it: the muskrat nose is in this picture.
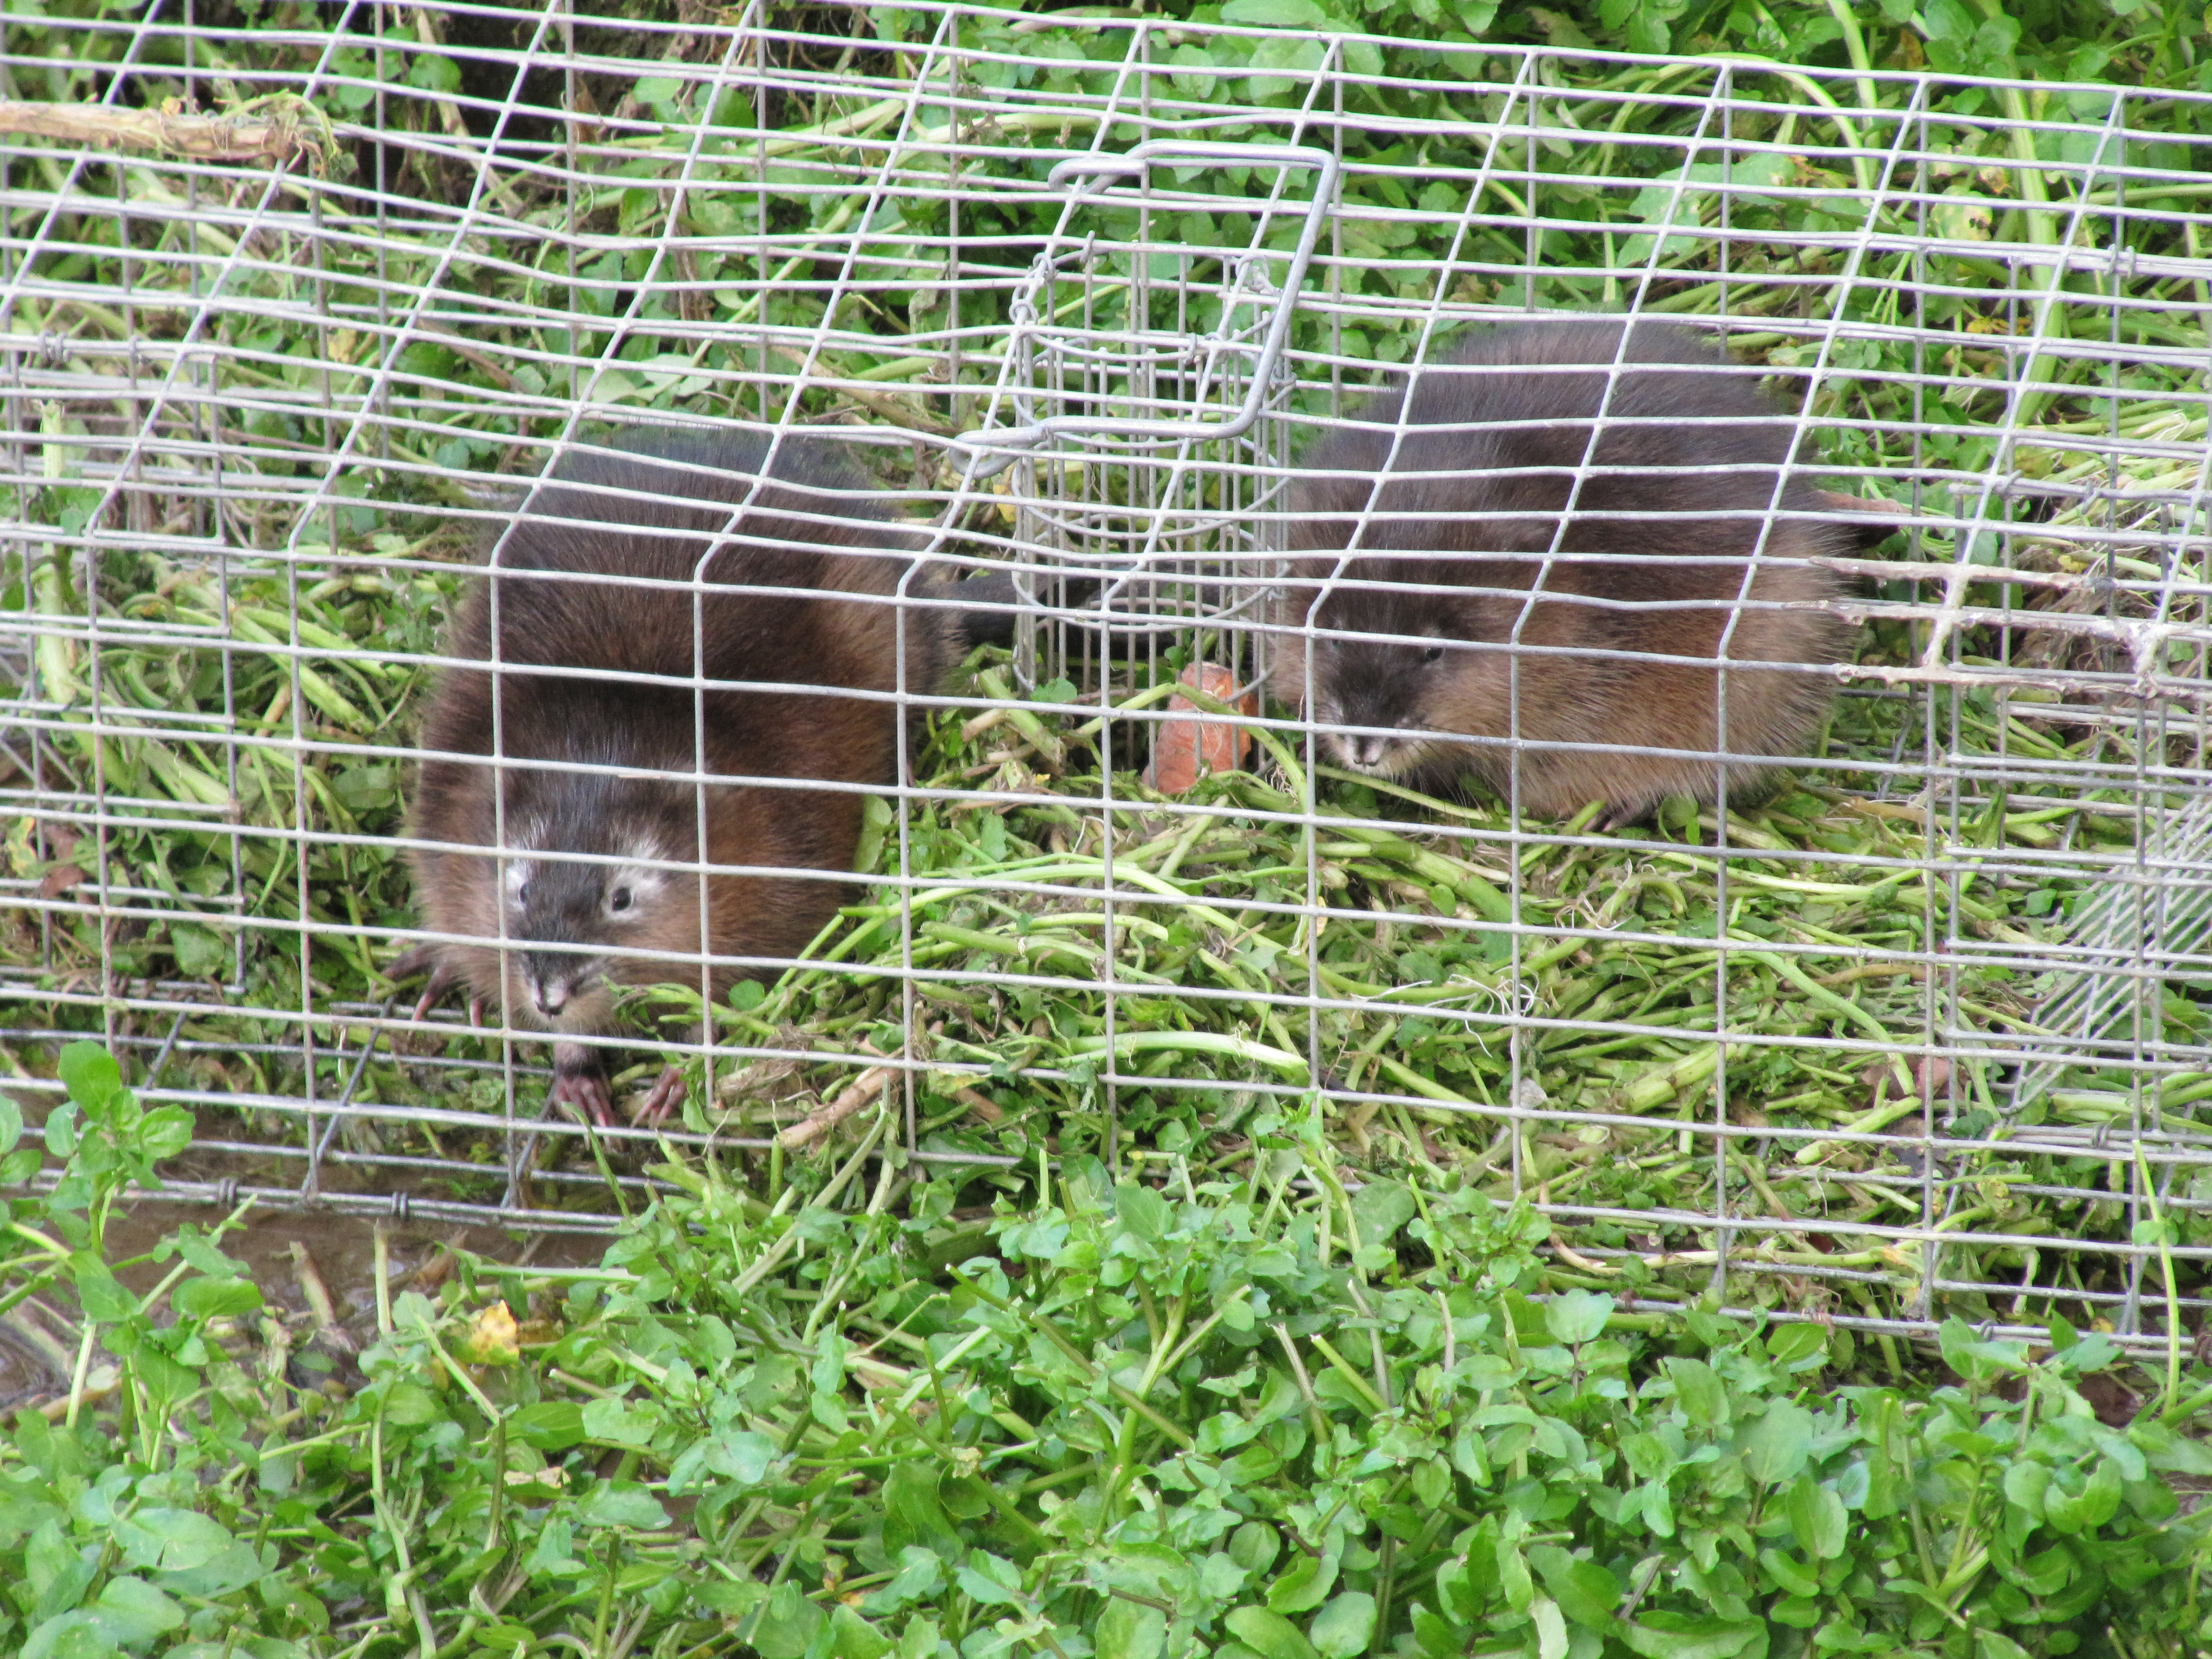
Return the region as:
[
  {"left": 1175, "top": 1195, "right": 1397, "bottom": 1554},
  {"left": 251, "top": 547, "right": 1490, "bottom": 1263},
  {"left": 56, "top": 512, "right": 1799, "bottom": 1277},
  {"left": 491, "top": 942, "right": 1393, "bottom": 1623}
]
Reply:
[
  {"left": 524, "top": 966, "right": 575, "bottom": 1019},
  {"left": 1352, "top": 734, "right": 1395, "bottom": 768}
]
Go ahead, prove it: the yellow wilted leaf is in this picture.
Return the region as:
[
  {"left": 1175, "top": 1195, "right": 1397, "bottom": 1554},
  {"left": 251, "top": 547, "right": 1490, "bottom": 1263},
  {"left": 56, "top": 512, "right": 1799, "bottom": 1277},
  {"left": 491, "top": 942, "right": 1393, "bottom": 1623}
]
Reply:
[{"left": 463, "top": 1300, "right": 520, "bottom": 1365}]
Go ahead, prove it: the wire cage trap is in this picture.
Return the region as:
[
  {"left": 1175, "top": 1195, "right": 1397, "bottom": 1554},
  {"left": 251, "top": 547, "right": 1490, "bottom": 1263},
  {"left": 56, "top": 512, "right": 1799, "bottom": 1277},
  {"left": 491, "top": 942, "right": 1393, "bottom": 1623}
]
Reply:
[{"left": 3, "top": 0, "right": 2212, "bottom": 1357}]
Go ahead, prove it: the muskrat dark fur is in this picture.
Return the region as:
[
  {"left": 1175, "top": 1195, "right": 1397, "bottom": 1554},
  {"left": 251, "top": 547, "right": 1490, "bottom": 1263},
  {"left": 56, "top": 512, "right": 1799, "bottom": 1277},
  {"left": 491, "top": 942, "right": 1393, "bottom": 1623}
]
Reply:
[
  {"left": 391, "top": 429, "right": 990, "bottom": 1126},
  {"left": 1272, "top": 317, "right": 1853, "bottom": 826}
]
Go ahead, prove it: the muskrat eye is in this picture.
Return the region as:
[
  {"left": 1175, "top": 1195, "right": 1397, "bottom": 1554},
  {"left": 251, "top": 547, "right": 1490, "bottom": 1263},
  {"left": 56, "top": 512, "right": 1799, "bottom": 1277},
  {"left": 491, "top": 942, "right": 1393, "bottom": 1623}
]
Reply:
[
  {"left": 1422, "top": 644, "right": 1445, "bottom": 664},
  {"left": 514, "top": 882, "right": 531, "bottom": 908},
  {"left": 608, "top": 886, "right": 633, "bottom": 914}
]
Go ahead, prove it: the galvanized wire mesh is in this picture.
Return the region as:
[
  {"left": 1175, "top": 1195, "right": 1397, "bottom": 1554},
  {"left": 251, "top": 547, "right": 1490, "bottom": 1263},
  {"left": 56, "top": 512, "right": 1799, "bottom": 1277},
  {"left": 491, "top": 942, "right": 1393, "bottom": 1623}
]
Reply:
[{"left": 4, "top": 1, "right": 2211, "bottom": 1352}]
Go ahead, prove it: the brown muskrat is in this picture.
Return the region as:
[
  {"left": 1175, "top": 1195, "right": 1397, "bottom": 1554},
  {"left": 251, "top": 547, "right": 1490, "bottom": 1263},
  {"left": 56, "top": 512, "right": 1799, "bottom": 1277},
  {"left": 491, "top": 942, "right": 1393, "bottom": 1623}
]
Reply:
[
  {"left": 390, "top": 429, "right": 1002, "bottom": 1126},
  {"left": 1271, "top": 317, "right": 1854, "bottom": 827}
]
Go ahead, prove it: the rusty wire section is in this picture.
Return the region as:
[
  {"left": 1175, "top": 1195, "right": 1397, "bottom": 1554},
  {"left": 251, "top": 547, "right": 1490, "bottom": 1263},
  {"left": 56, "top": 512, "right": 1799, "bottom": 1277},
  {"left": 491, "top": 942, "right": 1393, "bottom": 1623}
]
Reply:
[{"left": 2, "top": 1, "right": 2210, "bottom": 1350}]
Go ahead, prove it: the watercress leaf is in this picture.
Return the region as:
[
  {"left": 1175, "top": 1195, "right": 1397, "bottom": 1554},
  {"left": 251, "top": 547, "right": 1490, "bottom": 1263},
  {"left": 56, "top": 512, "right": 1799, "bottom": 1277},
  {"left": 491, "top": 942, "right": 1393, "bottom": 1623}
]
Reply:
[
  {"left": 1622, "top": 1613, "right": 1764, "bottom": 1659},
  {"left": 27, "top": 1517, "right": 84, "bottom": 1604},
  {"left": 2074, "top": 1457, "right": 2124, "bottom": 1530},
  {"left": 1740, "top": 1399, "right": 1813, "bottom": 1486},
  {"left": 1938, "top": 1317, "right": 2029, "bottom": 1381},
  {"left": 138, "top": 1106, "right": 195, "bottom": 1162},
  {"left": 1410, "top": 1456, "right": 1451, "bottom": 1511},
  {"left": 750, "top": 1582, "right": 823, "bottom": 1659},
  {"left": 1768, "top": 1597, "right": 1821, "bottom": 1629},
  {"left": 706, "top": 1427, "right": 776, "bottom": 1485},
  {"left": 1757, "top": 1546, "right": 1819, "bottom": 1598},
  {"left": 88, "top": 1577, "right": 185, "bottom": 1646},
  {"left": 379, "top": 1381, "right": 443, "bottom": 1427},
  {"left": 70, "top": 1253, "right": 136, "bottom": 1324},
  {"left": 2135, "top": 1419, "right": 2212, "bottom": 1477},
  {"left": 173, "top": 1276, "right": 263, "bottom": 1319},
  {"left": 828, "top": 1605, "right": 891, "bottom": 1659},
  {"left": 1349, "top": 1180, "right": 1416, "bottom": 1248},
  {"left": 580, "top": 1397, "right": 659, "bottom": 1446},
  {"left": 1114, "top": 1182, "right": 1172, "bottom": 1242},
  {"left": 1219, "top": 0, "right": 1328, "bottom": 25},
  {"left": 1230, "top": 1521, "right": 1282, "bottom": 1575},
  {"left": 1266, "top": 1550, "right": 1337, "bottom": 1613},
  {"left": 1528, "top": 1547, "right": 1620, "bottom": 1629},
  {"left": 1495, "top": 1537, "right": 1533, "bottom": 1613},
  {"left": 575, "top": 1483, "right": 669, "bottom": 1530},
  {"left": 883, "top": 1464, "right": 958, "bottom": 1557},
  {"left": 952, "top": 1554, "right": 1022, "bottom": 1607},
  {"left": 58, "top": 1042, "right": 124, "bottom": 1114},
  {"left": 21, "top": 1610, "right": 112, "bottom": 1659},
  {"left": 1224, "top": 1607, "right": 1319, "bottom": 1659},
  {"left": 1785, "top": 1475, "right": 1846, "bottom": 1558},
  {"left": 1307, "top": 1591, "right": 1376, "bottom": 1659},
  {"left": 1764, "top": 1322, "right": 1827, "bottom": 1369},
  {"left": 1095, "top": 1594, "right": 1166, "bottom": 1659},
  {"left": 697, "top": 1580, "right": 766, "bottom": 1619},
  {"left": 2010, "top": 1545, "right": 2073, "bottom": 1598},
  {"left": 113, "top": 1509, "right": 236, "bottom": 1575},
  {"left": 2002, "top": 1459, "right": 2049, "bottom": 1519},
  {"left": 509, "top": 1401, "right": 586, "bottom": 1451},
  {"left": 2058, "top": 1333, "right": 2122, "bottom": 1376},
  {"left": 1531, "top": 1597, "right": 1568, "bottom": 1659},
  {"left": 169, "top": 1228, "right": 246, "bottom": 1279},
  {"left": 862, "top": 1548, "right": 944, "bottom": 1615},
  {"left": 1666, "top": 1355, "right": 1728, "bottom": 1428},
  {"left": 1544, "top": 1289, "right": 1613, "bottom": 1347}
]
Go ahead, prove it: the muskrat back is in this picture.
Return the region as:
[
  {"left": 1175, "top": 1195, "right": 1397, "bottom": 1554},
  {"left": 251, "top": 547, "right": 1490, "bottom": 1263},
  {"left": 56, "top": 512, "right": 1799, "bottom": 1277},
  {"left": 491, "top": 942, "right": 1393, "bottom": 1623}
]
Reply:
[
  {"left": 1273, "top": 317, "right": 1853, "bottom": 826},
  {"left": 397, "top": 429, "right": 966, "bottom": 1124}
]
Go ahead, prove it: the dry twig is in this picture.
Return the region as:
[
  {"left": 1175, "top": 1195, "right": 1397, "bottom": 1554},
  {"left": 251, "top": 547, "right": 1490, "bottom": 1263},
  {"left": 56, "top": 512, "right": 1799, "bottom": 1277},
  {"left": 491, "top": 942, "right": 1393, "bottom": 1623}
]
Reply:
[
  {"left": 0, "top": 99, "right": 313, "bottom": 164},
  {"left": 777, "top": 1062, "right": 896, "bottom": 1150}
]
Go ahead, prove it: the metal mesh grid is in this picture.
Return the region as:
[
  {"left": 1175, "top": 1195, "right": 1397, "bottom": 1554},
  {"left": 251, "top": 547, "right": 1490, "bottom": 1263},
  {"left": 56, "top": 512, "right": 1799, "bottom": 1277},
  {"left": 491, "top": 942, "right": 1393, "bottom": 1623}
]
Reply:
[{"left": 4, "top": 1, "right": 2211, "bottom": 1352}]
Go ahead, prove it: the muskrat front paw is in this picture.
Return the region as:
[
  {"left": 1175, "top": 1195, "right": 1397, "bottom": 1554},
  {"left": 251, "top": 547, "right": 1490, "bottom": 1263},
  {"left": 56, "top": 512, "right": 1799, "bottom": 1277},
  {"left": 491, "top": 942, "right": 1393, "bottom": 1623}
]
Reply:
[
  {"left": 387, "top": 950, "right": 460, "bottom": 1024},
  {"left": 633, "top": 1066, "right": 686, "bottom": 1127},
  {"left": 549, "top": 1065, "right": 616, "bottom": 1129}
]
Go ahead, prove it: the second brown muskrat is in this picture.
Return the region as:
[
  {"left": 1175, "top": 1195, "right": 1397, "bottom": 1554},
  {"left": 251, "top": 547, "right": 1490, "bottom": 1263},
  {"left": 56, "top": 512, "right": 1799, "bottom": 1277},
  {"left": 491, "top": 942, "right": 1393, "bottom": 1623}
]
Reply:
[
  {"left": 1272, "top": 318, "right": 1855, "bottom": 827},
  {"left": 391, "top": 429, "right": 995, "bottom": 1126}
]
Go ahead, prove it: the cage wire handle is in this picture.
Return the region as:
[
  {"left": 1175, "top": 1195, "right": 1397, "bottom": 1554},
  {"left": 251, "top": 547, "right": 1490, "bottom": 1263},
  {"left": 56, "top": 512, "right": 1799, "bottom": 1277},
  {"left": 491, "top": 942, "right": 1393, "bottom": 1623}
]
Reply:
[{"left": 953, "top": 139, "right": 1339, "bottom": 481}]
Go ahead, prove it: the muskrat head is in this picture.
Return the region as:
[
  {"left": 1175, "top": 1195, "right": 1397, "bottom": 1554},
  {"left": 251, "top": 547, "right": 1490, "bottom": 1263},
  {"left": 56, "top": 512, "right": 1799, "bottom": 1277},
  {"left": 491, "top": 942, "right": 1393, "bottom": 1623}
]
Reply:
[
  {"left": 1296, "top": 584, "right": 1490, "bottom": 778},
  {"left": 490, "top": 776, "right": 698, "bottom": 1031}
]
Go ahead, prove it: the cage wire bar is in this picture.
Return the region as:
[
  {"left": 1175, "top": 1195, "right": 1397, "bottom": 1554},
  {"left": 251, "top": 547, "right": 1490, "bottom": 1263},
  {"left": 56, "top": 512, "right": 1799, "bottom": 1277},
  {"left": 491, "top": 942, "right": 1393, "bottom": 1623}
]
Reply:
[{"left": 2, "top": 0, "right": 2211, "bottom": 1349}]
